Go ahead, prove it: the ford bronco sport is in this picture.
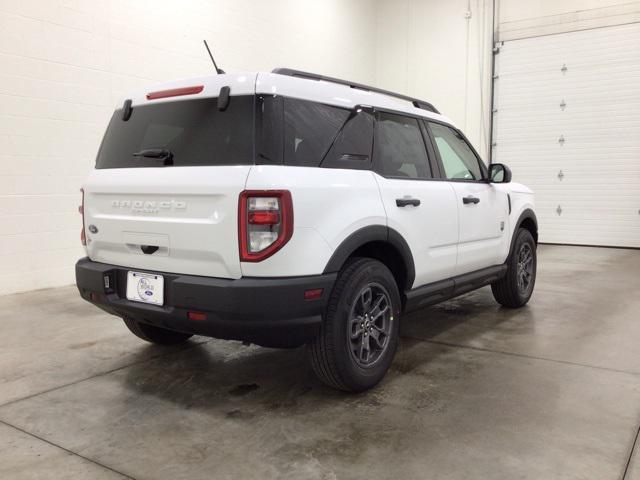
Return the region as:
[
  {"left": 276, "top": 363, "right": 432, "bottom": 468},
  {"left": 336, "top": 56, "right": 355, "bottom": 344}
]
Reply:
[{"left": 76, "top": 68, "right": 537, "bottom": 392}]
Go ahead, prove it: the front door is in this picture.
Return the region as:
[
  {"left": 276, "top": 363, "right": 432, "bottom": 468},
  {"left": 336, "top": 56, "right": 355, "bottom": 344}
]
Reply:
[{"left": 426, "top": 122, "right": 509, "bottom": 275}]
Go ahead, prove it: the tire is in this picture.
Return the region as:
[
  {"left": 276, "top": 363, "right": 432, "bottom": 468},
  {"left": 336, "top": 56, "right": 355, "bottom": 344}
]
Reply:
[
  {"left": 491, "top": 228, "right": 537, "bottom": 308},
  {"left": 122, "top": 317, "right": 193, "bottom": 345},
  {"left": 308, "top": 257, "right": 401, "bottom": 392}
]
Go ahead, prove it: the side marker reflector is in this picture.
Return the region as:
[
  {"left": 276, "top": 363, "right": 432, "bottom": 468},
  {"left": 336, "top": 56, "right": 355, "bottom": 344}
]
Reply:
[
  {"left": 304, "top": 288, "right": 324, "bottom": 300},
  {"left": 187, "top": 311, "right": 207, "bottom": 321}
]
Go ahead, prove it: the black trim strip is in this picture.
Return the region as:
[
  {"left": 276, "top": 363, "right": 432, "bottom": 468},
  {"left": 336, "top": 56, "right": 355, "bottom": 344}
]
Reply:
[
  {"left": 323, "top": 225, "right": 416, "bottom": 290},
  {"left": 508, "top": 209, "right": 538, "bottom": 258},
  {"left": 405, "top": 264, "right": 507, "bottom": 311}
]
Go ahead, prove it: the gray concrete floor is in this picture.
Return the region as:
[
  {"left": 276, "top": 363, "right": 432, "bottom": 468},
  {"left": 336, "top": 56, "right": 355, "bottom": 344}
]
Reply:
[{"left": 1, "top": 245, "right": 639, "bottom": 480}]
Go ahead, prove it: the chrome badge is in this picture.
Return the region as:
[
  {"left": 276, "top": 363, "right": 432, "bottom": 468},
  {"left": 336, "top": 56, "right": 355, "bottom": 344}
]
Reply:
[{"left": 111, "top": 199, "right": 187, "bottom": 214}]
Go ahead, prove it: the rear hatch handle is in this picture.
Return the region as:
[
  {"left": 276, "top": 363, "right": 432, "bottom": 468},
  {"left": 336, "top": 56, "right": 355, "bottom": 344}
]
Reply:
[{"left": 140, "top": 245, "right": 160, "bottom": 255}]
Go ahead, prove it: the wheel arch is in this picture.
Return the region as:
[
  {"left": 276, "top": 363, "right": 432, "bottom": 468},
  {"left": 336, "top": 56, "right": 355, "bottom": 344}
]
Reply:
[
  {"left": 509, "top": 208, "right": 538, "bottom": 258},
  {"left": 323, "top": 226, "right": 416, "bottom": 294}
]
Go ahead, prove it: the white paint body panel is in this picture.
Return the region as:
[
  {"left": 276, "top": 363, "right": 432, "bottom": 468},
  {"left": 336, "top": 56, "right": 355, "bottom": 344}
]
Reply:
[
  {"left": 255, "top": 73, "right": 455, "bottom": 126},
  {"left": 452, "top": 183, "right": 510, "bottom": 274},
  {"left": 242, "top": 166, "right": 386, "bottom": 278},
  {"left": 494, "top": 23, "right": 640, "bottom": 247},
  {"left": 83, "top": 166, "right": 251, "bottom": 279},
  {"left": 373, "top": 175, "right": 458, "bottom": 287}
]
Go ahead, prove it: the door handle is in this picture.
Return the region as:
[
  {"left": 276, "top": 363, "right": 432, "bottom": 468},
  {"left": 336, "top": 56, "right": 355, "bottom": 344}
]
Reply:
[
  {"left": 396, "top": 198, "right": 421, "bottom": 207},
  {"left": 463, "top": 196, "right": 480, "bottom": 205}
]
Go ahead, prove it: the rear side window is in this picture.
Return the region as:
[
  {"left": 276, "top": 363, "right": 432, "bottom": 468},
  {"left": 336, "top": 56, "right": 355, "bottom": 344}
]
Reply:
[
  {"left": 321, "top": 110, "right": 374, "bottom": 169},
  {"left": 429, "top": 122, "right": 483, "bottom": 180},
  {"left": 283, "top": 98, "right": 350, "bottom": 167},
  {"left": 96, "top": 96, "right": 254, "bottom": 168},
  {"left": 374, "top": 112, "right": 431, "bottom": 179}
]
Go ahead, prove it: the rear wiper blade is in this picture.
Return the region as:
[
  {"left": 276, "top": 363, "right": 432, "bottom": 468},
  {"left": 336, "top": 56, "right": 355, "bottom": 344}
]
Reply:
[{"left": 133, "top": 149, "right": 173, "bottom": 165}]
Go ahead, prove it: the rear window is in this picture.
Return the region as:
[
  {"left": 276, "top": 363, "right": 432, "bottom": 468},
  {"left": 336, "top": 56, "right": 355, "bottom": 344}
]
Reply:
[
  {"left": 96, "top": 96, "right": 254, "bottom": 168},
  {"left": 283, "top": 98, "right": 350, "bottom": 167},
  {"left": 256, "top": 95, "right": 371, "bottom": 169}
]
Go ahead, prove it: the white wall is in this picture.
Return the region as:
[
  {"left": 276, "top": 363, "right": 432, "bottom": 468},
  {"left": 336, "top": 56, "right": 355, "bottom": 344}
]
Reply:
[
  {"left": 0, "top": 0, "right": 377, "bottom": 295},
  {"left": 375, "top": 0, "right": 494, "bottom": 161}
]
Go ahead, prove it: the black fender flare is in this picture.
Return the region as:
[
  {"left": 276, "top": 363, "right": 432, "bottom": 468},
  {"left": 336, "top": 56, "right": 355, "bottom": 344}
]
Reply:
[
  {"left": 508, "top": 208, "right": 538, "bottom": 258},
  {"left": 323, "top": 225, "right": 415, "bottom": 289}
]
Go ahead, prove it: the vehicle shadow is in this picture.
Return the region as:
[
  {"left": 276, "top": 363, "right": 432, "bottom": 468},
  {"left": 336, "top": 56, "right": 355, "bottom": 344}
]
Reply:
[
  {"left": 399, "top": 286, "right": 535, "bottom": 343},
  {"left": 121, "top": 286, "right": 524, "bottom": 412}
]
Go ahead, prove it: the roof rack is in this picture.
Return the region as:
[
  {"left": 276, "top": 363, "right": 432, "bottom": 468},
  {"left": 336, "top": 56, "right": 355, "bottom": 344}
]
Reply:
[{"left": 272, "top": 68, "right": 440, "bottom": 114}]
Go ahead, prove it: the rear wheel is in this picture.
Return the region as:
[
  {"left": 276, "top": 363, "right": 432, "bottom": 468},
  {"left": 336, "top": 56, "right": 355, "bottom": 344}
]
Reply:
[
  {"left": 491, "top": 228, "right": 537, "bottom": 308},
  {"left": 122, "top": 317, "right": 193, "bottom": 345},
  {"left": 308, "top": 258, "right": 401, "bottom": 392}
]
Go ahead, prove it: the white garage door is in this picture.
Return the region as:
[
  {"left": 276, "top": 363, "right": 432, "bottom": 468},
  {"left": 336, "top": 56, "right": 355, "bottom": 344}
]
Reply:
[{"left": 493, "top": 22, "right": 640, "bottom": 247}]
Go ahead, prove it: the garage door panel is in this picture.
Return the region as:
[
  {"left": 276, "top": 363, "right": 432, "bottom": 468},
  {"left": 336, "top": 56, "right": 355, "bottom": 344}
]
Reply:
[
  {"left": 498, "top": 78, "right": 640, "bottom": 108},
  {"left": 497, "top": 23, "right": 640, "bottom": 76},
  {"left": 494, "top": 23, "right": 640, "bottom": 247}
]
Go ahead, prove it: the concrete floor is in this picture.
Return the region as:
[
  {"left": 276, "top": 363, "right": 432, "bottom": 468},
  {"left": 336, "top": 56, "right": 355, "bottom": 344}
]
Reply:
[{"left": 1, "top": 245, "right": 639, "bottom": 480}]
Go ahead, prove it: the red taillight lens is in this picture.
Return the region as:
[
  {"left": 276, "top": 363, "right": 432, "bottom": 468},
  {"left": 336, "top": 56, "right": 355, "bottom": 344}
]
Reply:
[
  {"left": 146, "top": 85, "right": 204, "bottom": 100},
  {"left": 239, "top": 190, "right": 293, "bottom": 262},
  {"left": 304, "top": 288, "right": 324, "bottom": 300},
  {"left": 187, "top": 311, "right": 207, "bottom": 321},
  {"left": 248, "top": 210, "right": 279, "bottom": 225},
  {"left": 80, "top": 188, "right": 86, "bottom": 246}
]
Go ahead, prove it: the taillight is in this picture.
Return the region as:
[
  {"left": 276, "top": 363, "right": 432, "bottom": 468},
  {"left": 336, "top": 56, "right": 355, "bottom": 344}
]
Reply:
[
  {"left": 79, "top": 188, "right": 86, "bottom": 246},
  {"left": 239, "top": 190, "right": 293, "bottom": 262}
]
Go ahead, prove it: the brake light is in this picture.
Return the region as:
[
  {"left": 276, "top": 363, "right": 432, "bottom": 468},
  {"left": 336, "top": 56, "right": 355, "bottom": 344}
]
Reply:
[
  {"left": 248, "top": 210, "right": 279, "bottom": 225},
  {"left": 79, "top": 188, "right": 86, "bottom": 246},
  {"left": 239, "top": 190, "right": 293, "bottom": 262},
  {"left": 146, "top": 85, "right": 204, "bottom": 100}
]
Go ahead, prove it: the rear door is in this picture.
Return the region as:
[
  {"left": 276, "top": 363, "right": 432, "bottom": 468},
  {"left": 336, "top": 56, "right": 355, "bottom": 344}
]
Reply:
[
  {"left": 83, "top": 76, "right": 256, "bottom": 279},
  {"left": 426, "top": 121, "right": 509, "bottom": 274},
  {"left": 373, "top": 111, "right": 458, "bottom": 288}
]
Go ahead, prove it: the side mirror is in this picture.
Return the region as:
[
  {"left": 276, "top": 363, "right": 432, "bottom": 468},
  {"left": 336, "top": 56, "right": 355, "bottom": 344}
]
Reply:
[{"left": 489, "top": 163, "right": 512, "bottom": 183}]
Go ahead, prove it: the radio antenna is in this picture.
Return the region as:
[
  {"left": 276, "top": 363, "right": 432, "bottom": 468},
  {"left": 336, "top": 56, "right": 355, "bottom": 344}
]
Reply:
[{"left": 203, "top": 40, "right": 225, "bottom": 74}]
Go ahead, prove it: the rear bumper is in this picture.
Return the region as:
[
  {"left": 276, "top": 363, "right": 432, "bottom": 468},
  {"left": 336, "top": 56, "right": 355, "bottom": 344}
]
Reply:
[{"left": 75, "top": 257, "right": 336, "bottom": 347}]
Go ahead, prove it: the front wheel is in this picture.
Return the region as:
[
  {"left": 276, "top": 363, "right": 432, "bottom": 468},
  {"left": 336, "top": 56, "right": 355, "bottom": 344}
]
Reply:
[
  {"left": 308, "top": 258, "right": 401, "bottom": 392},
  {"left": 491, "top": 228, "right": 537, "bottom": 308}
]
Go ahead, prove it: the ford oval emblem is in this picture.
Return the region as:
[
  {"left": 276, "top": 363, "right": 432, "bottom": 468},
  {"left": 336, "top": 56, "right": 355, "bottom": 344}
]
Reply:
[{"left": 88, "top": 225, "right": 98, "bottom": 234}]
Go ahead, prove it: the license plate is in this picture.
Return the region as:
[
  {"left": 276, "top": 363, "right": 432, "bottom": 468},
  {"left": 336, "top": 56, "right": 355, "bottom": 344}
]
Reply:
[{"left": 126, "top": 271, "right": 164, "bottom": 306}]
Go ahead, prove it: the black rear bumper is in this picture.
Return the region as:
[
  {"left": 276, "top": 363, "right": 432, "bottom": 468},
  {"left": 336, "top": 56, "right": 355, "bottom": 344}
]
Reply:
[{"left": 75, "top": 258, "right": 336, "bottom": 347}]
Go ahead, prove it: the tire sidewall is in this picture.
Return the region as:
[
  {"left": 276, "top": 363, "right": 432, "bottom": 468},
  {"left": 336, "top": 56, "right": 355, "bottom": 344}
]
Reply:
[
  {"left": 329, "top": 260, "right": 401, "bottom": 390},
  {"left": 510, "top": 229, "right": 537, "bottom": 303}
]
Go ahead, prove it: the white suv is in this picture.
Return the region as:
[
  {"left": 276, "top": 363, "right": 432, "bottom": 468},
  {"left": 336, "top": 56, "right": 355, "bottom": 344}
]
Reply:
[{"left": 76, "top": 69, "right": 537, "bottom": 391}]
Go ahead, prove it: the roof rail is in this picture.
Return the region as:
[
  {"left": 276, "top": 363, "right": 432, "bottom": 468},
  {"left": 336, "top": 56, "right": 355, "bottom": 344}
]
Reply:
[{"left": 271, "top": 68, "right": 440, "bottom": 114}]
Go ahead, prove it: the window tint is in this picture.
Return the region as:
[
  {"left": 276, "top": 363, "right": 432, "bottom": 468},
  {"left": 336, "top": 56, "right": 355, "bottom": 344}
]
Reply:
[
  {"left": 374, "top": 112, "right": 431, "bottom": 179},
  {"left": 429, "top": 123, "right": 483, "bottom": 180},
  {"left": 321, "top": 110, "right": 373, "bottom": 169},
  {"left": 96, "top": 96, "right": 254, "bottom": 169},
  {"left": 256, "top": 95, "right": 283, "bottom": 165},
  {"left": 283, "top": 98, "right": 350, "bottom": 167}
]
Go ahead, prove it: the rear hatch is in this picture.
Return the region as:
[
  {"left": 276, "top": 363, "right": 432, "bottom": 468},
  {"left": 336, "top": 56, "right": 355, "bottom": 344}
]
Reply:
[{"left": 83, "top": 74, "right": 256, "bottom": 279}]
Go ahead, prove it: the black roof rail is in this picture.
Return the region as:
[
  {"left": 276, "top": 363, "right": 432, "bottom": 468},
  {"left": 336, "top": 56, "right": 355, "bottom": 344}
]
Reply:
[{"left": 271, "top": 68, "right": 440, "bottom": 114}]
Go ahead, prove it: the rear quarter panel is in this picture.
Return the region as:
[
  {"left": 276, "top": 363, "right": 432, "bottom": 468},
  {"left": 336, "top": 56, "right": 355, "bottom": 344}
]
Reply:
[{"left": 242, "top": 166, "right": 386, "bottom": 277}]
